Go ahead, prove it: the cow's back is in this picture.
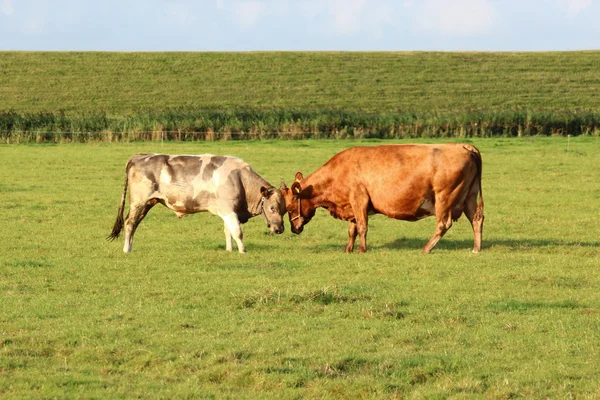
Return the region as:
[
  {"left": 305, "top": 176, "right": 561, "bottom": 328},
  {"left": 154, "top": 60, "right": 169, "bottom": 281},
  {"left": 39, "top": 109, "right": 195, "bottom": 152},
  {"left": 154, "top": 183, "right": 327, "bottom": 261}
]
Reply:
[
  {"left": 127, "top": 154, "right": 249, "bottom": 214},
  {"left": 316, "top": 144, "right": 479, "bottom": 218}
]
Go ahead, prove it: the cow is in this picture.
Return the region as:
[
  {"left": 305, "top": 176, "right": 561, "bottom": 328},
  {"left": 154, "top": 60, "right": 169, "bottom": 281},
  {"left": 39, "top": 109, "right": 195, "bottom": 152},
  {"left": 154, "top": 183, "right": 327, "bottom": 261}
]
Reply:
[
  {"left": 107, "top": 154, "right": 286, "bottom": 253},
  {"left": 281, "top": 143, "right": 484, "bottom": 254}
]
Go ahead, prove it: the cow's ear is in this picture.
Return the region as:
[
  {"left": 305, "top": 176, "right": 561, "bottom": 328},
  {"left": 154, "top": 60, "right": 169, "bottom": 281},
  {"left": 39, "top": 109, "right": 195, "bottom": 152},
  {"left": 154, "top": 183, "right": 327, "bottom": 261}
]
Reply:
[
  {"left": 280, "top": 181, "right": 288, "bottom": 190},
  {"left": 260, "top": 186, "right": 271, "bottom": 198},
  {"left": 294, "top": 172, "right": 304, "bottom": 183},
  {"left": 291, "top": 181, "right": 302, "bottom": 198}
]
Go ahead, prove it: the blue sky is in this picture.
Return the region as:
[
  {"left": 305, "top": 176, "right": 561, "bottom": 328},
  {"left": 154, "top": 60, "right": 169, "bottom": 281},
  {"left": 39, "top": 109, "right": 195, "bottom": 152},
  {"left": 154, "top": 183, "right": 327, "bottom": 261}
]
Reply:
[{"left": 1, "top": 0, "right": 598, "bottom": 51}]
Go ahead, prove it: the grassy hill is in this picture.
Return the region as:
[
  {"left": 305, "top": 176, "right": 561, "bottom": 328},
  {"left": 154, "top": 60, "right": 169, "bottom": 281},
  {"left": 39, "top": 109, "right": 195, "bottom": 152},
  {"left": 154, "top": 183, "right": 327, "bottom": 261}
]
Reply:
[{"left": 1, "top": 51, "right": 599, "bottom": 141}]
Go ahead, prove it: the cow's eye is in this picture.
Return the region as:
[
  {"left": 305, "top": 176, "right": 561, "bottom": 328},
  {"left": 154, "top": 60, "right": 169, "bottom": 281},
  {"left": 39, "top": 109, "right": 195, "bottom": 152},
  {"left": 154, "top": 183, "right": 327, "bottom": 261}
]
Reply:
[{"left": 270, "top": 206, "right": 276, "bottom": 213}]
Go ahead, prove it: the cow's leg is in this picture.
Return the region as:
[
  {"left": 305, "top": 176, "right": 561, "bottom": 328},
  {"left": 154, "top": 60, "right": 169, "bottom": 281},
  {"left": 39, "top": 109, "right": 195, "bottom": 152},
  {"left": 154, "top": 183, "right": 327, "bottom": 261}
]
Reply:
[
  {"left": 346, "top": 222, "right": 358, "bottom": 253},
  {"left": 356, "top": 217, "right": 369, "bottom": 253},
  {"left": 123, "top": 204, "right": 143, "bottom": 253},
  {"left": 139, "top": 199, "right": 157, "bottom": 221},
  {"left": 224, "top": 223, "right": 234, "bottom": 252},
  {"left": 222, "top": 212, "right": 245, "bottom": 253},
  {"left": 123, "top": 206, "right": 141, "bottom": 253},
  {"left": 122, "top": 200, "right": 156, "bottom": 253},
  {"left": 350, "top": 187, "right": 370, "bottom": 253},
  {"left": 422, "top": 206, "right": 453, "bottom": 254},
  {"left": 464, "top": 193, "right": 484, "bottom": 253}
]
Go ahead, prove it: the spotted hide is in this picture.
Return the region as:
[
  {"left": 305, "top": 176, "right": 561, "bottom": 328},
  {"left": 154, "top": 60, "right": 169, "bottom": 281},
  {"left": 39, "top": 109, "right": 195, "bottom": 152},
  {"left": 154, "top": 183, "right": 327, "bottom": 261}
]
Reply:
[
  {"left": 282, "top": 144, "right": 484, "bottom": 254},
  {"left": 108, "top": 154, "right": 286, "bottom": 253}
]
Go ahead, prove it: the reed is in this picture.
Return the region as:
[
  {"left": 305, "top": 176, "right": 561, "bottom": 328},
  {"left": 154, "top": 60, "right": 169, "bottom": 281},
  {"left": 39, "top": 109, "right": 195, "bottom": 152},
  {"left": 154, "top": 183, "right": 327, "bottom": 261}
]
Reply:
[{"left": 1, "top": 109, "right": 599, "bottom": 143}]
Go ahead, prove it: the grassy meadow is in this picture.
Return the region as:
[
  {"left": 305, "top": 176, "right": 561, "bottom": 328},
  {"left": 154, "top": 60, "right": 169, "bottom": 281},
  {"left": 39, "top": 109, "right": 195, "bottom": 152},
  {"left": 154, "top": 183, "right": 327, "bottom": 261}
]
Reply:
[
  {"left": 2, "top": 51, "right": 600, "bottom": 140},
  {"left": 1, "top": 137, "right": 599, "bottom": 398}
]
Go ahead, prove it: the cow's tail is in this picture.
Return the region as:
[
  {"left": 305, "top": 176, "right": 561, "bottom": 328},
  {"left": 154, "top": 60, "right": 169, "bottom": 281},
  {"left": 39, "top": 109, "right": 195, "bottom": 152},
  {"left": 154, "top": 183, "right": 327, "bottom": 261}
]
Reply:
[
  {"left": 465, "top": 145, "right": 484, "bottom": 217},
  {"left": 107, "top": 167, "right": 129, "bottom": 241}
]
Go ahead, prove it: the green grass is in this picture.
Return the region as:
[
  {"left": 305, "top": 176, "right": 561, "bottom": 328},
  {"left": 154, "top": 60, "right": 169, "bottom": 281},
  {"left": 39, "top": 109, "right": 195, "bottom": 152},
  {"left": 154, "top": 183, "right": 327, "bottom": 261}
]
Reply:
[
  {"left": 1, "top": 137, "right": 599, "bottom": 398},
  {"left": 1, "top": 52, "right": 600, "bottom": 140},
  {"left": 2, "top": 52, "right": 600, "bottom": 113}
]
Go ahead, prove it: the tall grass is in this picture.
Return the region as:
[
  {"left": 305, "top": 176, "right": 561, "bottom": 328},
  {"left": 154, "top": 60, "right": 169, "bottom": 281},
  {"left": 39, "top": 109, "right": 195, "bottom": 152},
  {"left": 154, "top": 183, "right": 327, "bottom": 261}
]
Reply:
[
  {"left": 2, "top": 109, "right": 599, "bottom": 143},
  {"left": 1, "top": 51, "right": 600, "bottom": 142}
]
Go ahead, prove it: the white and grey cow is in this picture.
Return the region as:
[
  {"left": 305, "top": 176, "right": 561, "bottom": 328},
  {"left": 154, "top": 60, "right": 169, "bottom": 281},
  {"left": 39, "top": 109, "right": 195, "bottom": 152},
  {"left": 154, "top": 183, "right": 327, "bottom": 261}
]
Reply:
[{"left": 107, "top": 154, "right": 286, "bottom": 253}]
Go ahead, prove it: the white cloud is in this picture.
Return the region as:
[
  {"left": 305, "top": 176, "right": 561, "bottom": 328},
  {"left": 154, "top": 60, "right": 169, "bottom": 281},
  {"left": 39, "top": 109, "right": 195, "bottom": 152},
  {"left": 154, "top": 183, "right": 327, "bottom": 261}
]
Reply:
[
  {"left": 23, "top": 14, "right": 44, "bottom": 35},
  {"left": 1, "top": 0, "right": 13, "bottom": 15},
  {"left": 298, "top": 1, "right": 322, "bottom": 18},
  {"left": 235, "top": 1, "right": 265, "bottom": 28},
  {"left": 166, "top": 3, "right": 196, "bottom": 26},
  {"left": 414, "top": 0, "right": 499, "bottom": 36},
  {"left": 301, "top": 0, "right": 394, "bottom": 37},
  {"left": 328, "top": 0, "right": 366, "bottom": 36},
  {"left": 216, "top": 0, "right": 394, "bottom": 36},
  {"left": 270, "top": 1, "right": 290, "bottom": 16},
  {"left": 370, "top": 2, "right": 394, "bottom": 35},
  {"left": 555, "top": 0, "right": 591, "bottom": 19},
  {"left": 217, "top": 0, "right": 265, "bottom": 29}
]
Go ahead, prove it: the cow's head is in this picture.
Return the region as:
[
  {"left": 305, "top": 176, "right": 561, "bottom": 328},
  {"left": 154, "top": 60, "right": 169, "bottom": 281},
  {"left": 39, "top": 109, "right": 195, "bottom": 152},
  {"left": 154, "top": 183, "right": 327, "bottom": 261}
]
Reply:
[
  {"left": 281, "top": 172, "right": 315, "bottom": 234},
  {"left": 260, "top": 186, "right": 286, "bottom": 234}
]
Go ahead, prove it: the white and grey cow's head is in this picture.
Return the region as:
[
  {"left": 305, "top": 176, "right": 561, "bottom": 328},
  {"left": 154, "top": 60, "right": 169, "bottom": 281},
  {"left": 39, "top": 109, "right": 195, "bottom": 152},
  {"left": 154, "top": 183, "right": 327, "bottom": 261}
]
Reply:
[{"left": 260, "top": 186, "right": 286, "bottom": 234}]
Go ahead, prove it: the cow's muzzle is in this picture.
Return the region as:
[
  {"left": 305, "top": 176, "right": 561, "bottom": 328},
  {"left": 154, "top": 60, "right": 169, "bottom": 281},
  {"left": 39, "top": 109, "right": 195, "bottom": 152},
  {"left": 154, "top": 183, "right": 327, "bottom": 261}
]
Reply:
[
  {"left": 271, "top": 225, "right": 284, "bottom": 234},
  {"left": 261, "top": 198, "right": 284, "bottom": 235}
]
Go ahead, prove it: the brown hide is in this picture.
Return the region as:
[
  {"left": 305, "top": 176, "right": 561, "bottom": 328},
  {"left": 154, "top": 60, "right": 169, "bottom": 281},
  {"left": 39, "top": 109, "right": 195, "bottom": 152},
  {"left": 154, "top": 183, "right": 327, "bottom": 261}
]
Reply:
[{"left": 283, "top": 144, "right": 484, "bottom": 254}]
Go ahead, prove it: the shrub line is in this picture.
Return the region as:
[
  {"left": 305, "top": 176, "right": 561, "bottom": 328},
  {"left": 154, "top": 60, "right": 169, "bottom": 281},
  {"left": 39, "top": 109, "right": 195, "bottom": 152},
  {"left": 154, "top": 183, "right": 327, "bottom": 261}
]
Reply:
[{"left": 2, "top": 109, "right": 599, "bottom": 143}]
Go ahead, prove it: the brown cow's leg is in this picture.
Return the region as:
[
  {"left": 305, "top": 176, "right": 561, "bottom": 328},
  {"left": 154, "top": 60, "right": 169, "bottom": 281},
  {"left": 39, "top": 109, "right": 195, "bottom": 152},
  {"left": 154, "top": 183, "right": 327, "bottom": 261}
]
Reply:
[
  {"left": 346, "top": 222, "right": 358, "bottom": 253},
  {"left": 422, "top": 210, "right": 452, "bottom": 254},
  {"left": 356, "top": 220, "right": 368, "bottom": 253},
  {"left": 350, "top": 188, "right": 370, "bottom": 253},
  {"left": 464, "top": 194, "right": 484, "bottom": 253}
]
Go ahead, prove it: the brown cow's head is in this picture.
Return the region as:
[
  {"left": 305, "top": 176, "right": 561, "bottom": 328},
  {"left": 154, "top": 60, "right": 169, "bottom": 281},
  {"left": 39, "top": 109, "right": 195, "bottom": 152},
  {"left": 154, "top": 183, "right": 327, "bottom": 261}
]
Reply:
[
  {"left": 281, "top": 172, "right": 316, "bottom": 234},
  {"left": 260, "top": 186, "right": 286, "bottom": 234}
]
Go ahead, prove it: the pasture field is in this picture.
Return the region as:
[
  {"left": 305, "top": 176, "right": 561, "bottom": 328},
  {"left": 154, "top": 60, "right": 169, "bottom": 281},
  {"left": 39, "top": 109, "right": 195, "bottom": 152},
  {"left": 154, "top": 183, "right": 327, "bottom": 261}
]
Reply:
[
  {"left": 1, "top": 137, "right": 599, "bottom": 398},
  {"left": 2, "top": 51, "right": 600, "bottom": 140}
]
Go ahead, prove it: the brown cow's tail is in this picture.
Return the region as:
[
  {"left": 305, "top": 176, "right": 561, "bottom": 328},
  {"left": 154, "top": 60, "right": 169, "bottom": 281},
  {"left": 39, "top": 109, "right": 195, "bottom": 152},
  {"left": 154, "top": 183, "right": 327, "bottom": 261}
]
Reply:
[{"left": 107, "top": 168, "right": 129, "bottom": 241}]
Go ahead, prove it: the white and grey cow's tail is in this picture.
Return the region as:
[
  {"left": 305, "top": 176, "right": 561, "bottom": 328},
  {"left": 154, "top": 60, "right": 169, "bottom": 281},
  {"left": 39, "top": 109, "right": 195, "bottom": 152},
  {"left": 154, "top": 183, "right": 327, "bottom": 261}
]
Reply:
[{"left": 107, "top": 170, "right": 129, "bottom": 241}]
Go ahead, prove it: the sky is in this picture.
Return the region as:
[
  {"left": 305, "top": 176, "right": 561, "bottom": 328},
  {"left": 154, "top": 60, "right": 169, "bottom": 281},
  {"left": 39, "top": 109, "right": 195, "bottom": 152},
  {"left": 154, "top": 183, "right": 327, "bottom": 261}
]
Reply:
[{"left": 1, "top": 0, "right": 599, "bottom": 51}]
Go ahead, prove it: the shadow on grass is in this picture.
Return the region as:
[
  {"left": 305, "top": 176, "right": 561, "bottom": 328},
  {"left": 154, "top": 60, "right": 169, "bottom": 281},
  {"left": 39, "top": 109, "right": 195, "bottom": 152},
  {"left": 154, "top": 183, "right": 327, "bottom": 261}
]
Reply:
[{"left": 315, "top": 237, "right": 600, "bottom": 252}]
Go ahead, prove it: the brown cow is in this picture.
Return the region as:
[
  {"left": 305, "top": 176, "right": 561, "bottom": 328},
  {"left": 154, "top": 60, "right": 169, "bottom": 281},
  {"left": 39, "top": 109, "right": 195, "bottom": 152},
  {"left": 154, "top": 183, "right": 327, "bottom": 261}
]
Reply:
[{"left": 281, "top": 144, "right": 484, "bottom": 253}]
